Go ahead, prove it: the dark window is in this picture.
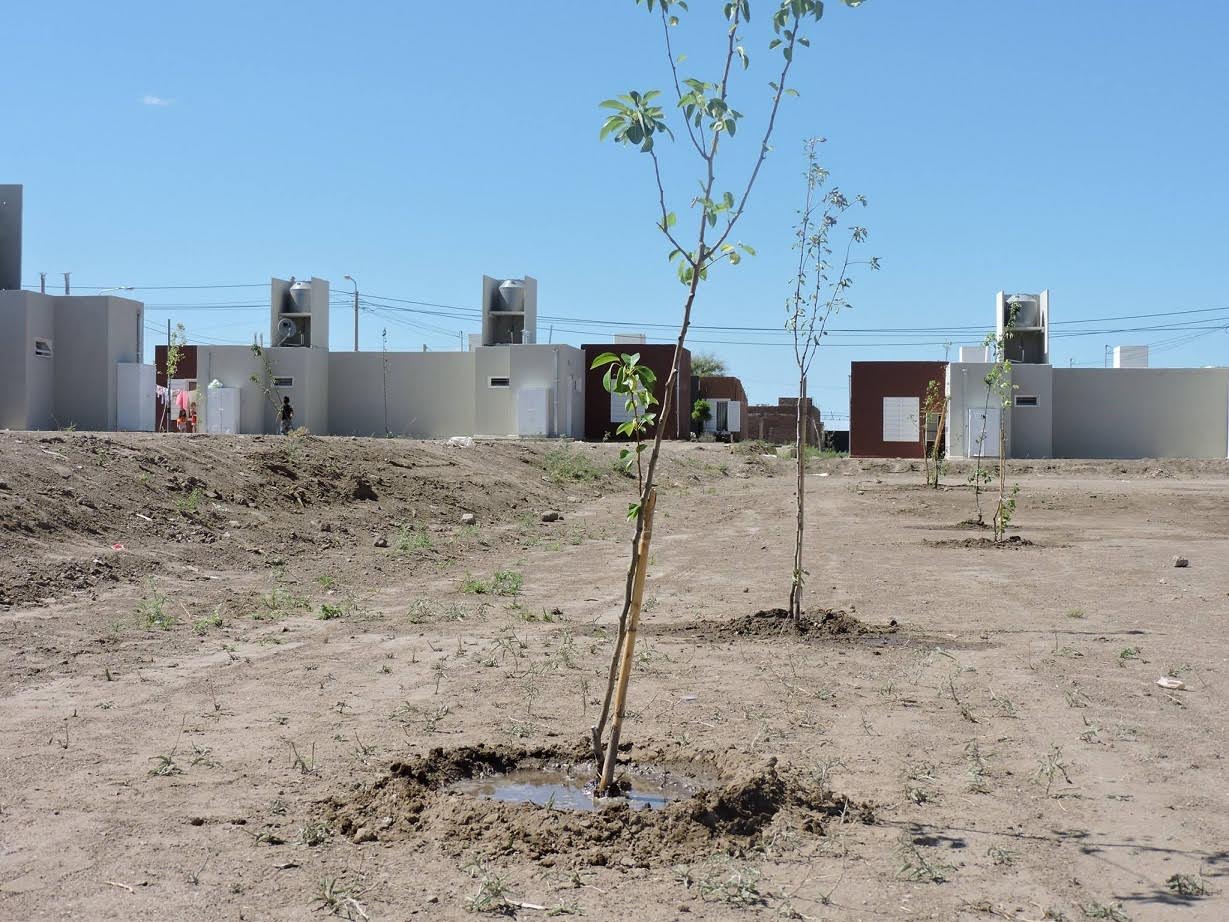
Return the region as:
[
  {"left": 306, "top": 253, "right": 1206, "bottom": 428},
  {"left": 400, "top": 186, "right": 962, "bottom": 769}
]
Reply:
[
  {"left": 489, "top": 377, "right": 510, "bottom": 388},
  {"left": 1014, "top": 395, "right": 1039, "bottom": 407},
  {"left": 34, "top": 338, "right": 53, "bottom": 358},
  {"left": 273, "top": 376, "right": 294, "bottom": 388}
]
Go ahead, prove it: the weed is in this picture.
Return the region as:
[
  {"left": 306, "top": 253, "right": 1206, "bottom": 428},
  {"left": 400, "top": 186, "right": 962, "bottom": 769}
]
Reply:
[
  {"left": 464, "top": 862, "right": 511, "bottom": 913},
  {"left": 395, "top": 524, "right": 432, "bottom": 554},
  {"left": 149, "top": 719, "right": 187, "bottom": 777},
  {"left": 317, "top": 574, "right": 336, "bottom": 589},
  {"left": 1166, "top": 872, "right": 1211, "bottom": 897},
  {"left": 193, "top": 608, "right": 225, "bottom": 635},
  {"left": 543, "top": 444, "right": 606, "bottom": 483},
  {"left": 255, "top": 584, "right": 309, "bottom": 620},
  {"left": 288, "top": 741, "right": 318, "bottom": 775},
  {"left": 177, "top": 487, "right": 205, "bottom": 515},
  {"left": 964, "top": 741, "right": 992, "bottom": 793},
  {"left": 1067, "top": 608, "right": 1086, "bottom": 619},
  {"left": 673, "top": 856, "right": 765, "bottom": 906},
  {"left": 318, "top": 603, "right": 345, "bottom": 620},
  {"left": 314, "top": 878, "right": 369, "bottom": 920},
  {"left": 1082, "top": 901, "right": 1129, "bottom": 921},
  {"left": 460, "top": 570, "right": 523, "bottom": 597},
  {"left": 136, "top": 581, "right": 175, "bottom": 630},
  {"left": 1117, "top": 646, "right": 1141, "bottom": 666},
  {"left": 895, "top": 836, "right": 953, "bottom": 883},
  {"left": 300, "top": 821, "right": 329, "bottom": 847},
  {"left": 1032, "top": 744, "right": 1072, "bottom": 796},
  {"left": 987, "top": 845, "right": 1017, "bottom": 866}
]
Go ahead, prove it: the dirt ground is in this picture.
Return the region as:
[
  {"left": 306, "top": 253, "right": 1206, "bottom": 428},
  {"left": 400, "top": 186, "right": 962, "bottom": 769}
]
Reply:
[{"left": 1, "top": 432, "right": 1227, "bottom": 921}]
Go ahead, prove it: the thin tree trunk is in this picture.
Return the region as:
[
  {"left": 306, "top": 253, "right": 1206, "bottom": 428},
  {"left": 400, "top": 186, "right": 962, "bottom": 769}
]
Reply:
[
  {"left": 789, "top": 376, "right": 806, "bottom": 621},
  {"left": 597, "top": 489, "right": 658, "bottom": 794},
  {"left": 930, "top": 397, "right": 948, "bottom": 488}
]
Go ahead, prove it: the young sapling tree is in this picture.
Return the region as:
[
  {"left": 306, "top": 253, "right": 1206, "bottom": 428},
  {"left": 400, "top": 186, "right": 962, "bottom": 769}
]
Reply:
[
  {"left": 589, "top": 0, "right": 867, "bottom": 792},
  {"left": 784, "top": 137, "right": 876, "bottom": 621}
]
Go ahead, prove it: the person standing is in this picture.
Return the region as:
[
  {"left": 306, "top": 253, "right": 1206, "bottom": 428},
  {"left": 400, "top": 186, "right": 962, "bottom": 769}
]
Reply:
[{"left": 279, "top": 396, "right": 294, "bottom": 435}]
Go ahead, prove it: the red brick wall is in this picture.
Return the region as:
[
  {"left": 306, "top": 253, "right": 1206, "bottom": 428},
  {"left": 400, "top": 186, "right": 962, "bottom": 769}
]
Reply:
[
  {"left": 582, "top": 344, "right": 692, "bottom": 441},
  {"left": 849, "top": 361, "right": 946, "bottom": 458},
  {"left": 696, "top": 375, "right": 748, "bottom": 405},
  {"left": 745, "top": 397, "right": 822, "bottom": 446}
]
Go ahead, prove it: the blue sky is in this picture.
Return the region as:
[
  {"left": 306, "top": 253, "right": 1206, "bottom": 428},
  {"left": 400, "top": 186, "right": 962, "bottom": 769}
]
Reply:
[{"left": 6, "top": 1, "right": 1228, "bottom": 423}]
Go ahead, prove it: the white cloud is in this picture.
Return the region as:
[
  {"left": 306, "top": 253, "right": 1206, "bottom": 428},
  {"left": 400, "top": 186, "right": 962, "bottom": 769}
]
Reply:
[{"left": 141, "top": 95, "right": 173, "bottom": 107}]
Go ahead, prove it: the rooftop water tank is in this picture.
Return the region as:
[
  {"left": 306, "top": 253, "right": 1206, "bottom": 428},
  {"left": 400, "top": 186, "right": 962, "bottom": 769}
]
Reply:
[
  {"left": 497, "top": 278, "right": 525, "bottom": 312},
  {"left": 288, "top": 279, "right": 312, "bottom": 313},
  {"left": 1005, "top": 293, "right": 1040, "bottom": 327}
]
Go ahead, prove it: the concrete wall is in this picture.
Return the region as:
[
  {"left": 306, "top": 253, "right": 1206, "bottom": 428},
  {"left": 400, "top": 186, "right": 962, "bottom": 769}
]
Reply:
[
  {"left": 328, "top": 351, "right": 477, "bottom": 438},
  {"left": 1052, "top": 368, "right": 1229, "bottom": 459},
  {"left": 946, "top": 362, "right": 1005, "bottom": 459},
  {"left": 27, "top": 299, "right": 55, "bottom": 429},
  {"left": 0, "top": 293, "right": 32, "bottom": 428},
  {"left": 473, "top": 347, "right": 513, "bottom": 436},
  {"left": 50, "top": 296, "right": 141, "bottom": 430},
  {"left": 1008, "top": 363, "right": 1053, "bottom": 459},
  {"left": 508, "top": 345, "right": 587, "bottom": 437}
]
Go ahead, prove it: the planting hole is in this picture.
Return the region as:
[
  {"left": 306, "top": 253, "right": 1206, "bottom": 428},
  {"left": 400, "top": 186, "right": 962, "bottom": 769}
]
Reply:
[{"left": 447, "top": 764, "right": 701, "bottom": 812}]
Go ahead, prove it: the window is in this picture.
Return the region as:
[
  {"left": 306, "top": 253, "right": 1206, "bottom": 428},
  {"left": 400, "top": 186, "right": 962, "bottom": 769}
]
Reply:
[
  {"left": 1014, "top": 395, "right": 1039, "bottom": 407},
  {"left": 273, "top": 376, "right": 294, "bottom": 388},
  {"left": 882, "top": 396, "right": 920, "bottom": 442},
  {"left": 33, "top": 338, "right": 52, "bottom": 358},
  {"left": 488, "top": 377, "right": 510, "bottom": 388}
]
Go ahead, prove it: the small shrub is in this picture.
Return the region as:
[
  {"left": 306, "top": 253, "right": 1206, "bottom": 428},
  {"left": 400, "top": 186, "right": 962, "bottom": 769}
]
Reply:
[
  {"left": 318, "top": 603, "right": 345, "bottom": 620},
  {"left": 193, "top": 609, "right": 224, "bottom": 635},
  {"left": 460, "top": 571, "right": 523, "bottom": 597},
  {"left": 395, "top": 525, "right": 432, "bottom": 554},
  {"left": 543, "top": 444, "right": 605, "bottom": 483},
  {"left": 137, "top": 582, "right": 175, "bottom": 630},
  {"left": 177, "top": 487, "right": 205, "bottom": 515}
]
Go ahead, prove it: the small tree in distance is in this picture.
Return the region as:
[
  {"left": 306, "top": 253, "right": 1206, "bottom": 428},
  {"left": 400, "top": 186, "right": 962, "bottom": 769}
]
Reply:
[
  {"left": 785, "top": 138, "right": 876, "bottom": 622},
  {"left": 589, "top": 0, "right": 867, "bottom": 794},
  {"left": 691, "top": 352, "right": 727, "bottom": 377}
]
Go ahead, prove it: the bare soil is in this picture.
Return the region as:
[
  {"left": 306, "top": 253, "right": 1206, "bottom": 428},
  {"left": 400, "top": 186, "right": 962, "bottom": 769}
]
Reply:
[{"left": 2, "top": 432, "right": 1228, "bottom": 921}]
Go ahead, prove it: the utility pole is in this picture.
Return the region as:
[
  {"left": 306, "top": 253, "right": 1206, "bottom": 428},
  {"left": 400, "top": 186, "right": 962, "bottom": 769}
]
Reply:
[
  {"left": 39, "top": 272, "right": 46, "bottom": 294},
  {"left": 344, "top": 274, "right": 359, "bottom": 351},
  {"left": 63, "top": 272, "right": 70, "bottom": 295}
]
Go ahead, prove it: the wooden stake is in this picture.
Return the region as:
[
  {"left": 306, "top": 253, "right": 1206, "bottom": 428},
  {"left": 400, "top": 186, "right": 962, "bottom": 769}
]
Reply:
[{"left": 597, "top": 488, "right": 658, "bottom": 794}]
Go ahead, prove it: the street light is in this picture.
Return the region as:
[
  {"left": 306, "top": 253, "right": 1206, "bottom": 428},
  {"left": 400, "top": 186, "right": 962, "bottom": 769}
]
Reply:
[
  {"left": 99, "top": 286, "right": 136, "bottom": 295},
  {"left": 344, "top": 274, "right": 358, "bottom": 352}
]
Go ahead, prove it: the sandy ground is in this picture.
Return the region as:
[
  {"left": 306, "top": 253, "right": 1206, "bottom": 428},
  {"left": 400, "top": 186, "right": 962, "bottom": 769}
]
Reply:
[{"left": 1, "top": 433, "right": 1227, "bottom": 921}]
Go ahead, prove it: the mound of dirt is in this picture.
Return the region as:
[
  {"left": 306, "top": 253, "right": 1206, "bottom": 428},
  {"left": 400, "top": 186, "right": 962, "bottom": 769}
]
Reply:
[
  {"left": 668, "top": 608, "right": 898, "bottom": 642},
  {"left": 925, "top": 535, "right": 1035, "bottom": 549},
  {"left": 320, "top": 744, "right": 870, "bottom": 867}
]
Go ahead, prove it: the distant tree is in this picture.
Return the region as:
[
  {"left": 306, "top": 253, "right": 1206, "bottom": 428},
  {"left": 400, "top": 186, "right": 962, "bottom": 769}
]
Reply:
[
  {"left": 690, "top": 398, "right": 712, "bottom": 435},
  {"left": 691, "top": 352, "right": 727, "bottom": 377}
]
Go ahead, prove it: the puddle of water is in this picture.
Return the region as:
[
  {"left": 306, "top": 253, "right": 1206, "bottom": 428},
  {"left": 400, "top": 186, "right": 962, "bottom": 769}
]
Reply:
[{"left": 448, "top": 766, "right": 697, "bottom": 812}]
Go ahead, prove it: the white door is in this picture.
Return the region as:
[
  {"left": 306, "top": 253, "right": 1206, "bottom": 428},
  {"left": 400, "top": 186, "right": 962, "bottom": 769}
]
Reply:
[
  {"left": 516, "top": 387, "right": 551, "bottom": 437},
  {"left": 205, "top": 387, "right": 240, "bottom": 434},
  {"left": 967, "top": 406, "right": 1001, "bottom": 458}
]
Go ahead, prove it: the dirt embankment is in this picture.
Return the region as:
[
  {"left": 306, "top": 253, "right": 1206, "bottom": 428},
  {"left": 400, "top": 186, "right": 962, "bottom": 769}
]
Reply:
[{"left": 0, "top": 433, "right": 645, "bottom": 607}]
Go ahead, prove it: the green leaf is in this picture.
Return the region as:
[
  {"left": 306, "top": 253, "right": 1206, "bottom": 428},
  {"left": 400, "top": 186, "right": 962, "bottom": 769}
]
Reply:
[
  {"left": 626, "top": 502, "right": 641, "bottom": 522},
  {"left": 590, "top": 352, "right": 619, "bottom": 369}
]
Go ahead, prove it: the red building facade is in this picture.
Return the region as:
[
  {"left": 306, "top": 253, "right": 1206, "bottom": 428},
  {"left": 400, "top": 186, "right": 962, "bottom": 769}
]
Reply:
[{"left": 849, "top": 360, "right": 946, "bottom": 458}]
